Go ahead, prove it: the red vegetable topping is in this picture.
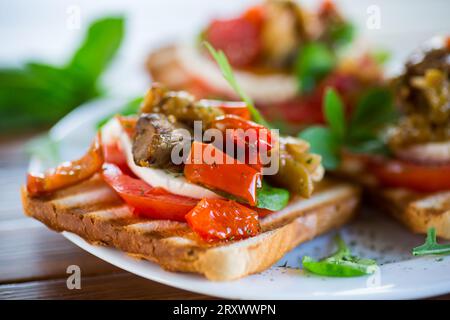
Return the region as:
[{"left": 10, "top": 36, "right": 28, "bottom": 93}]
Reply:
[
  {"left": 27, "top": 134, "right": 103, "bottom": 196},
  {"left": 102, "top": 163, "right": 198, "bottom": 221},
  {"left": 184, "top": 141, "right": 261, "bottom": 205},
  {"left": 186, "top": 198, "right": 261, "bottom": 242},
  {"left": 206, "top": 16, "right": 261, "bottom": 68}
]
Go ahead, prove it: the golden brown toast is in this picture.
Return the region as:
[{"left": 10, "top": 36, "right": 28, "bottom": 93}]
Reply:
[
  {"left": 371, "top": 188, "right": 450, "bottom": 239},
  {"left": 21, "top": 175, "right": 360, "bottom": 281}
]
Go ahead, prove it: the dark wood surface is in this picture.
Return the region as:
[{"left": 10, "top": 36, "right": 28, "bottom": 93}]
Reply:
[{"left": 0, "top": 135, "right": 448, "bottom": 300}]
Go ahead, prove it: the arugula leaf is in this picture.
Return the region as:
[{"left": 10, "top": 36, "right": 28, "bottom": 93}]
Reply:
[
  {"left": 0, "top": 16, "right": 125, "bottom": 133},
  {"left": 302, "top": 235, "right": 378, "bottom": 277},
  {"left": 413, "top": 228, "right": 450, "bottom": 256},
  {"left": 256, "top": 182, "right": 290, "bottom": 211},
  {"left": 203, "top": 41, "right": 271, "bottom": 128},
  {"left": 295, "top": 42, "right": 335, "bottom": 93},
  {"left": 299, "top": 126, "right": 340, "bottom": 169},
  {"left": 324, "top": 88, "right": 346, "bottom": 140},
  {"left": 96, "top": 96, "right": 143, "bottom": 129}
]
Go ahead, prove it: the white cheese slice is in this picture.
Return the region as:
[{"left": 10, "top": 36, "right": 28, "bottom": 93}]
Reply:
[
  {"left": 176, "top": 43, "right": 298, "bottom": 104},
  {"left": 101, "top": 118, "right": 221, "bottom": 199}
]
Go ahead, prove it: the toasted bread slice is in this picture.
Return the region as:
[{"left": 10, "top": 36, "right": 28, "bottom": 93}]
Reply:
[
  {"left": 22, "top": 175, "right": 360, "bottom": 281},
  {"left": 371, "top": 188, "right": 450, "bottom": 239}
]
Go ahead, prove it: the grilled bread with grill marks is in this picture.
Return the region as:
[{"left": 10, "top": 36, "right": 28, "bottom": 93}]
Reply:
[{"left": 22, "top": 175, "right": 360, "bottom": 281}]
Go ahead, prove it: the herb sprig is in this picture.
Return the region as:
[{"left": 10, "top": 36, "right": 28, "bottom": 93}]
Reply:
[
  {"left": 203, "top": 41, "right": 271, "bottom": 128},
  {"left": 299, "top": 87, "right": 395, "bottom": 169},
  {"left": 413, "top": 228, "right": 450, "bottom": 256},
  {"left": 0, "top": 16, "right": 125, "bottom": 132},
  {"left": 302, "top": 235, "right": 378, "bottom": 277}
]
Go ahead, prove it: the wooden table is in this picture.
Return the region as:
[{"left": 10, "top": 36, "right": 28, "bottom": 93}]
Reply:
[{"left": 0, "top": 135, "right": 448, "bottom": 300}]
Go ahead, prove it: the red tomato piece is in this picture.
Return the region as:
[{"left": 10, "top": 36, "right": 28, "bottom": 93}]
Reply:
[
  {"left": 370, "top": 159, "right": 450, "bottom": 193},
  {"left": 102, "top": 163, "right": 198, "bottom": 221},
  {"left": 206, "top": 17, "right": 261, "bottom": 68},
  {"left": 186, "top": 198, "right": 261, "bottom": 242},
  {"left": 102, "top": 142, "right": 135, "bottom": 177},
  {"left": 184, "top": 141, "right": 261, "bottom": 205},
  {"left": 27, "top": 134, "right": 103, "bottom": 196}
]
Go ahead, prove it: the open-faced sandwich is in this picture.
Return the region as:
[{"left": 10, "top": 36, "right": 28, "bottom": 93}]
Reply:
[
  {"left": 147, "top": 0, "right": 384, "bottom": 133},
  {"left": 306, "top": 36, "right": 450, "bottom": 239},
  {"left": 21, "top": 81, "right": 360, "bottom": 280}
]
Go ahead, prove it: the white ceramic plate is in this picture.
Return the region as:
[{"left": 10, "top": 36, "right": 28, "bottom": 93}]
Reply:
[{"left": 28, "top": 99, "right": 450, "bottom": 300}]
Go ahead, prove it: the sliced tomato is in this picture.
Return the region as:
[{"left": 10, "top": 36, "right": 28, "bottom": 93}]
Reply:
[
  {"left": 186, "top": 198, "right": 261, "bottom": 242},
  {"left": 206, "top": 16, "right": 261, "bottom": 68},
  {"left": 102, "top": 142, "right": 135, "bottom": 177},
  {"left": 242, "top": 5, "right": 265, "bottom": 28},
  {"left": 27, "top": 134, "right": 103, "bottom": 196},
  {"left": 184, "top": 141, "right": 261, "bottom": 205},
  {"left": 102, "top": 163, "right": 198, "bottom": 221},
  {"left": 370, "top": 159, "right": 450, "bottom": 193}
]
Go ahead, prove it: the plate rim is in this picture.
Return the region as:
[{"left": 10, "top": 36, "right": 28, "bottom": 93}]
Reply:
[{"left": 30, "top": 98, "right": 450, "bottom": 300}]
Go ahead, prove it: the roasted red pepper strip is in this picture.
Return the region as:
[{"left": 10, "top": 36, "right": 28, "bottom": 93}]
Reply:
[
  {"left": 211, "top": 115, "right": 272, "bottom": 151},
  {"left": 27, "top": 134, "right": 103, "bottom": 196},
  {"left": 102, "top": 163, "right": 198, "bottom": 221},
  {"left": 186, "top": 198, "right": 261, "bottom": 242},
  {"left": 199, "top": 99, "right": 251, "bottom": 120},
  {"left": 184, "top": 141, "right": 261, "bottom": 205}
]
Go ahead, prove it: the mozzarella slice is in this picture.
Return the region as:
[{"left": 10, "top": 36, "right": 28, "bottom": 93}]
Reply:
[
  {"left": 176, "top": 43, "right": 298, "bottom": 104},
  {"left": 101, "top": 118, "right": 221, "bottom": 199}
]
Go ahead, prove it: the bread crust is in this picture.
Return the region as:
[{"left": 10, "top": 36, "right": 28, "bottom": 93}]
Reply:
[
  {"left": 372, "top": 188, "right": 450, "bottom": 239},
  {"left": 22, "top": 176, "right": 360, "bottom": 281}
]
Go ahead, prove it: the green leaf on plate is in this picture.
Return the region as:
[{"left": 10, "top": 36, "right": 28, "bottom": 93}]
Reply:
[
  {"left": 413, "top": 228, "right": 450, "bottom": 256},
  {"left": 302, "top": 235, "right": 378, "bottom": 277}
]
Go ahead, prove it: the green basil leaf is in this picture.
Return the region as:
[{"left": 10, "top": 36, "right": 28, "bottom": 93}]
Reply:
[
  {"left": 329, "top": 21, "right": 355, "bottom": 49},
  {"left": 350, "top": 87, "right": 395, "bottom": 131},
  {"left": 299, "top": 126, "right": 340, "bottom": 169},
  {"left": 302, "top": 235, "right": 378, "bottom": 277},
  {"left": 324, "top": 88, "right": 346, "bottom": 140},
  {"left": 295, "top": 42, "right": 335, "bottom": 93},
  {"left": 67, "top": 16, "right": 125, "bottom": 83},
  {"left": 256, "top": 182, "right": 290, "bottom": 211}
]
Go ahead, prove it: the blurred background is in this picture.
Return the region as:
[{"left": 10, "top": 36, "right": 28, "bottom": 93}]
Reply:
[{"left": 0, "top": 0, "right": 449, "bottom": 300}]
